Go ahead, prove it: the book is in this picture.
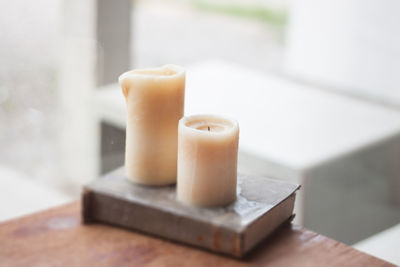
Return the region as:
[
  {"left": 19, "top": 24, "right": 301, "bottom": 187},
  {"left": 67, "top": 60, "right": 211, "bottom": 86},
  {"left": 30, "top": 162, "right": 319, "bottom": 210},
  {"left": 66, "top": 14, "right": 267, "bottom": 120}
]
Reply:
[{"left": 83, "top": 167, "right": 300, "bottom": 258}]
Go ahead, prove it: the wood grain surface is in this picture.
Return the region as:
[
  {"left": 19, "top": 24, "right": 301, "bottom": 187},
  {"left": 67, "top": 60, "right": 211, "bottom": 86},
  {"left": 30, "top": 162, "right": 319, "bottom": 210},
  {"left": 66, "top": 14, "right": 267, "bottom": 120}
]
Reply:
[{"left": 0, "top": 202, "right": 393, "bottom": 267}]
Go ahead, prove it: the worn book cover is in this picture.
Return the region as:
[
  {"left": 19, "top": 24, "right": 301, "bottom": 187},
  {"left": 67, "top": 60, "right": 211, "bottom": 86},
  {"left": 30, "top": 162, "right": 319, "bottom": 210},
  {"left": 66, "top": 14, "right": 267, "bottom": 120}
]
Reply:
[{"left": 83, "top": 168, "right": 300, "bottom": 258}]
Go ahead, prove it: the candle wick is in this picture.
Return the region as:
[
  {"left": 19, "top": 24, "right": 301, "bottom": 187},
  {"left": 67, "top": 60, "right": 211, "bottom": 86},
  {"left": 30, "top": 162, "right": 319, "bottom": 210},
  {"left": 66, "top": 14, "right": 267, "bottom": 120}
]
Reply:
[{"left": 208, "top": 126, "right": 210, "bottom": 132}]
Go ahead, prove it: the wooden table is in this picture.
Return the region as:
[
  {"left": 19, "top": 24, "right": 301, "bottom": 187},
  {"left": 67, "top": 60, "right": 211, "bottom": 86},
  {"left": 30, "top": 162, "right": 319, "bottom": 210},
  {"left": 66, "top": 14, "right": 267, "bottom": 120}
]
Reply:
[{"left": 0, "top": 202, "right": 393, "bottom": 267}]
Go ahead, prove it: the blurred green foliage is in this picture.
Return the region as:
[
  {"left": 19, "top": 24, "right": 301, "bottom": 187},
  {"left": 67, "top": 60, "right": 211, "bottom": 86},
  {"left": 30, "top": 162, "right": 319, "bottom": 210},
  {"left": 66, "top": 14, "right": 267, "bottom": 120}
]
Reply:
[{"left": 193, "top": 0, "right": 287, "bottom": 26}]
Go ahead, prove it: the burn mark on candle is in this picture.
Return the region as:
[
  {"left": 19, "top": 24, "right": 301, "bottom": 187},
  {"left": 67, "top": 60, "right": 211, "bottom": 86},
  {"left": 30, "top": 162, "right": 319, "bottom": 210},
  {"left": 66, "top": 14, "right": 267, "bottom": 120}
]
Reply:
[{"left": 187, "top": 121, "right": 227, "bottom": 133}]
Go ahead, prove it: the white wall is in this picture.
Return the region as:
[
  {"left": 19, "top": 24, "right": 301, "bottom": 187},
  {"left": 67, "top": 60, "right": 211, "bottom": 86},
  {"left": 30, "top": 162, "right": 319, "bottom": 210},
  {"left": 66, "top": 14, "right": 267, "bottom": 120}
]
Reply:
[{"left": 285, "top": 0, "right": 400, "bottom": 106}]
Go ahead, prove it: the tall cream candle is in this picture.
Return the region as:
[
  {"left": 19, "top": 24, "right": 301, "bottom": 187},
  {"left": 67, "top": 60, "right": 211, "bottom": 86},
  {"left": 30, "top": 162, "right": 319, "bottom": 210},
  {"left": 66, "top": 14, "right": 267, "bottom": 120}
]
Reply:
[
  {"left": 119, "top": 65, "right": 185, "bottom": 185},
  {"left": 177, "top": 114, "right": 239, "bottom": 207}
]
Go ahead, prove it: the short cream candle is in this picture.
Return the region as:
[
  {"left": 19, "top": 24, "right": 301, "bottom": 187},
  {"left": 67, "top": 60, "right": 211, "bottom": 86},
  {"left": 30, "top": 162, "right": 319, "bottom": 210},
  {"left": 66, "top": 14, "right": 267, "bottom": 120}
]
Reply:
[
  {"left": 119, "top": 64, "right": 185, "bottom": 185},
  {"left": 177, "top": 115, "right": 239, "bottom": 207}
]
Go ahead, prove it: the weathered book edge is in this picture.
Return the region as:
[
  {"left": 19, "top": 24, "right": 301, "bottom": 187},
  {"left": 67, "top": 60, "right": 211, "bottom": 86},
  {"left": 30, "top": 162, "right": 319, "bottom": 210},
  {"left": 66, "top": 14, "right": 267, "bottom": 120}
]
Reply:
[
  {"left": 243, "top": 193, "right": 296, "bottom": 255},
  {"left": 82, "top": 187, "right": 297, "bottom": 258}
]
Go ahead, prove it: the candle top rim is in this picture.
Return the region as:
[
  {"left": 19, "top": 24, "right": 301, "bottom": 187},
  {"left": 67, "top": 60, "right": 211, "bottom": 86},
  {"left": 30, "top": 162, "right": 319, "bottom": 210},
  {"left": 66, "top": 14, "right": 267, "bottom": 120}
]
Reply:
[
  {"left": 119, "top": 64, "right": 185, "bottom": 82},
  {"left": 180, "top": 114, "right": 239, "bottom": 136}
]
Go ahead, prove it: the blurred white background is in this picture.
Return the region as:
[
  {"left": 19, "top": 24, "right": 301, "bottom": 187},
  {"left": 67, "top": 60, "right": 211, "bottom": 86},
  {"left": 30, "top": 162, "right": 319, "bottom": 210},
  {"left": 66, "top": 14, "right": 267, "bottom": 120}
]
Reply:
[{"left": 0, "top": 0, "right": 399, "bottom": 264}]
